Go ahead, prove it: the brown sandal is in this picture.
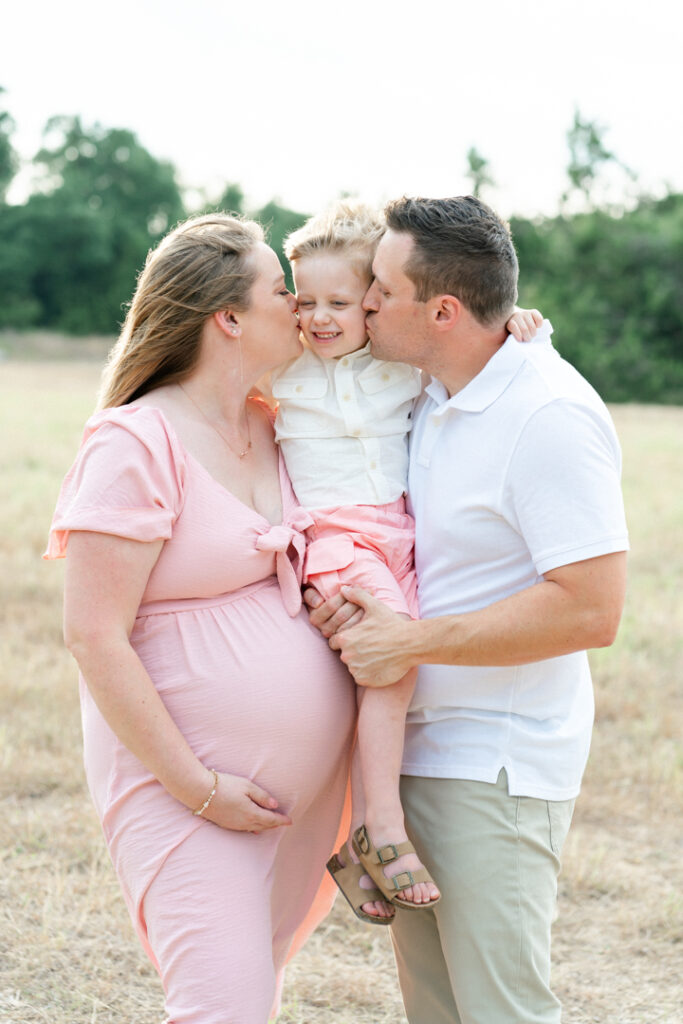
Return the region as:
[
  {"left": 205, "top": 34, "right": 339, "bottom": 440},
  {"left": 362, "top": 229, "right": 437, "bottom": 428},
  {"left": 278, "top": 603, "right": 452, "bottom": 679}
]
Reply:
[
  {"left": 352, "top": 824, "right": 441, "bottom": 911},
  {"left": 326, "top": 848, "right": 395, "bottom": 926}
]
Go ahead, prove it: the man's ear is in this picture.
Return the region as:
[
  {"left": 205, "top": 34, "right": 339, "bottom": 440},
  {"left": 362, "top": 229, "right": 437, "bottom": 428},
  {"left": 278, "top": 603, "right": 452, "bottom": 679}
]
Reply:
[
  {"left": 213, "top": 310, "right": 242, "bottom": 337},
  {"left": 431, "top": 295, "right": 462, "bottom": 328}
]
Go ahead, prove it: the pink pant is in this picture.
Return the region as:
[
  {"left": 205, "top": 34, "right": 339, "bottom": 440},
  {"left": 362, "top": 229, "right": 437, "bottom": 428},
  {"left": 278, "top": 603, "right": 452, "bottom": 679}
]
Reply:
[{"left": 303, "top": 497, "right": 418, "bottom": 618}]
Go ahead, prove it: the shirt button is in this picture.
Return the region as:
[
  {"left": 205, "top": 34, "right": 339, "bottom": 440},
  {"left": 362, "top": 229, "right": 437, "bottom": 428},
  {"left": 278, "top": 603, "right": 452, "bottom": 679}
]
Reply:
[
  {"left": 342, "top": 394, "right": 351, "bottom": 402},
  {"left": 351, "top": 428, "right": 361, "bottom": 436},
  {"left": 295, "top": 385, "right": 303, "bottom": 393},
  {"left": 370, "top": 461, "right": 377, "bottom": 470},
  {"left": 382, "top": 372, "right": 390, "bottom": 381},
  {"left": 341, "top": 358, "right": 349, "bottom": 367}
]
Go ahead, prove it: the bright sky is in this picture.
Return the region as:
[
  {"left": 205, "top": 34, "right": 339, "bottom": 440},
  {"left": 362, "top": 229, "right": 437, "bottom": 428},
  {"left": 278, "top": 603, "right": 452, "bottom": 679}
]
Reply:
[{"left": 2, "top": 0, "right": 681, "bottom": 219}]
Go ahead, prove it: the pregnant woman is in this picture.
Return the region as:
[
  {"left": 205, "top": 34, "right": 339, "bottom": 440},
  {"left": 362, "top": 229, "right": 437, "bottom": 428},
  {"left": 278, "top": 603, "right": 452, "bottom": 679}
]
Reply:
[{"left": 45, "top": 214, "right": 356, "bottom": 1023}]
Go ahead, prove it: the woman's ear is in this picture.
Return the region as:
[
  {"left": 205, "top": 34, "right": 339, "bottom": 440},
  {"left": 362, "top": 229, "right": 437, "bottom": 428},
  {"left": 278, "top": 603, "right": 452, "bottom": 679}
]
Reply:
[{"left": 213, "top": 310, "right": 242, "bottom": 337}]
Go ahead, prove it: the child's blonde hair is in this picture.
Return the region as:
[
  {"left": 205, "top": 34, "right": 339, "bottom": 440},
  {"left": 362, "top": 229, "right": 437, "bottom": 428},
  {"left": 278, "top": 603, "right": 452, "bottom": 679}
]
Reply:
[{"left": 284, "top": 199, "right": 385, "bottom": 282}]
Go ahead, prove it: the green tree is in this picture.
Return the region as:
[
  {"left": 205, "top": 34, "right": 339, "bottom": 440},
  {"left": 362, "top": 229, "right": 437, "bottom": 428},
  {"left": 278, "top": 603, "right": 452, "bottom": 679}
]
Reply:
[
  {"left": 35, "top": 116, "right": 184, "bottom": 235},
  {"left": 465, "top": 146, "right": 494, "bottom": 199},
  {"left": 0, "top": 87, "right": 18, "bottom": 201},
  {"left": 218, "top": 183, "right": 245, "bottom": 215},
  {"left": 197, "top": 182, "right": 246, "bottom": 217},
  {"left": 511, "top": 192, "right": 683, "bottom": 403},
  {"left": 0, "top": 116, "right": 187, "bottom": 334},
  {"left": 562, "top": 110, "right": 635, "bottom": 210},
  {"left": 565, "top": 111, "right": 613, "bottom": 205},
  {"left": 0, "top": 193, "right": 113, "bottom": 331},
  {"left": 254, "top": 199, "right": 309, "bottom": 289}
]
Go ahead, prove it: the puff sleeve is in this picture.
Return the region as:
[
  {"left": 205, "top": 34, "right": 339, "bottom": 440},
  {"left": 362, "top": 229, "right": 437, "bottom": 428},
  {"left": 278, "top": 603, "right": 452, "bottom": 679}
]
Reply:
[{"left": 44, "top": 406, "right": 186, "bottom": 560}]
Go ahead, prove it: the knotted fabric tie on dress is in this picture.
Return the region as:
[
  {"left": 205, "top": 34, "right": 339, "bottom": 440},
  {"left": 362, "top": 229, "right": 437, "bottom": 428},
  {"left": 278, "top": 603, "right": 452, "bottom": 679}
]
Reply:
[{"left": 255, "top": 508, "right": 314, "bottom": 616}]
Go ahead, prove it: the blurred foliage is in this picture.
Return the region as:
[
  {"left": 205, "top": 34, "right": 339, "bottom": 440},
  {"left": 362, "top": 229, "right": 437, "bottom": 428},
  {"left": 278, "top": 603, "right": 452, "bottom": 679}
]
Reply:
[
  {"left": 564, "top": 110, "right": 615, "bottom": 206},
  {"left": 0, "top": 88, "right": 18, "bottom": 200},
  {"left": 561, "top": 109, "right": 637, "bottom": 210},
  {"left": 465, "top": 146, "right": 494, "bottom": 199},
  {"left": 0, "top": 101, "right": 680, "bottom": 402},
  {"left": 0, "top": 115, "right": 185, "bottom": 333},
  {"left": 253, "top": 200, "right": 308, "bottom": 290},
  {"left": 199, "top": 188, "right": 308, "bottom": 288},
  {"left": 512, "top": 193, "right": 683, "bottom": 403}
]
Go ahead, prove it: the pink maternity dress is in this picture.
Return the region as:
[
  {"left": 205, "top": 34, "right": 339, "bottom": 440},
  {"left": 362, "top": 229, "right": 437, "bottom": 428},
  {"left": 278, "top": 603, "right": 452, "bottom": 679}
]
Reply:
[{"left": 45, "top": 403, "right": 356, "bottom": 1024}]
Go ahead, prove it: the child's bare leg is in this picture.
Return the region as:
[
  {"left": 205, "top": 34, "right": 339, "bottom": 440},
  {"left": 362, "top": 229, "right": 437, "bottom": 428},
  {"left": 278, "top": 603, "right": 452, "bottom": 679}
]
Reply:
[
  {"left": 339, "top": 692, "right": 394, "bottom": 920},
  {"left": 358, "top": 665, "right": 440, "bottom": 907},
  {"left": 306, "top": 564, "right": 433, "bottom": 912},
  {"left": 349, "top": 726, "right": 365, "bottom": 833}
]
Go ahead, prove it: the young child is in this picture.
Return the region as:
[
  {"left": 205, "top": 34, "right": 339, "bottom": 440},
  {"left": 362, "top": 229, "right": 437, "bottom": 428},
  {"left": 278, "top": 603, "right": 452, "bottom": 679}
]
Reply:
[{"left": 272, "top": 200, "right": 540, "bottom": 924}]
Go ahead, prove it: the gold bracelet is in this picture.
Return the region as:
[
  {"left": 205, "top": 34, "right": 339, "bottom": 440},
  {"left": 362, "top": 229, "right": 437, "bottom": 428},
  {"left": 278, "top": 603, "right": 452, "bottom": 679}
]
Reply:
[{"left": 192, "top": 769, "right": 219, "bottom": 817}]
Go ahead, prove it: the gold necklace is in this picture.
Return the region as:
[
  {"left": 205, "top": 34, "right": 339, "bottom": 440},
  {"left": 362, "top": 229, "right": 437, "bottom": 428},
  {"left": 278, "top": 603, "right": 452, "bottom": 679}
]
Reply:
[{"left": 179, "top": 383, "right": 253, "bottom": 459}]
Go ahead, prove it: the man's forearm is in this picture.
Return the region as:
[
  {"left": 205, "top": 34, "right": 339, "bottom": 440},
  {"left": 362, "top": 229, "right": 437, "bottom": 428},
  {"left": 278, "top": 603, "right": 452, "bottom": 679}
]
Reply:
[
  {"left": 408, "top": 573, "right": 621, "bottom": 670},
  {"left": 332, "top": 552, "right": 627, "bottom": 687}
]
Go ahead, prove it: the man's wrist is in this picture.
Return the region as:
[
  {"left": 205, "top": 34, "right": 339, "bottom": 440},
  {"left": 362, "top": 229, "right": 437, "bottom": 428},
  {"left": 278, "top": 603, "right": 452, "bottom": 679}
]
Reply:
[
  {"left": 407, "top": 614, "right": 463, "bottom": 668},
  {"left": 405, "top": 616, "right": 439, "bottom": 669}
]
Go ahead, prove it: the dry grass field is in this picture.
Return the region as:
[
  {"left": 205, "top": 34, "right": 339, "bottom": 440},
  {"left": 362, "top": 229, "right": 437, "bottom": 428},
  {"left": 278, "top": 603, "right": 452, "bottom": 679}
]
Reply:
[{"left": 1, "top": 347, "right": 681, "bottom": 1023}]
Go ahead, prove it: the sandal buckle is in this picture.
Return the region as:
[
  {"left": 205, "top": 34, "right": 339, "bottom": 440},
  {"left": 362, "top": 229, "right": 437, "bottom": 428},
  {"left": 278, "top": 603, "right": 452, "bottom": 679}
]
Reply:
[
  {"left": 355, "top": 825, "right": 371, "bottom": 855},
  {"left": 377, "top": 844, "right": 399, "bottom": 864},
  {"left": 392, "top": 870, "right": 415, "bottom": 890}
]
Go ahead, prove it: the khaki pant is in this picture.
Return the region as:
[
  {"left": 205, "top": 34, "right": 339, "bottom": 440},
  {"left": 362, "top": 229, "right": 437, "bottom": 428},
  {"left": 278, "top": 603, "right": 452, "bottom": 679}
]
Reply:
[{"left": 391, "top": 770, "right": 574, "bottom": 1024}]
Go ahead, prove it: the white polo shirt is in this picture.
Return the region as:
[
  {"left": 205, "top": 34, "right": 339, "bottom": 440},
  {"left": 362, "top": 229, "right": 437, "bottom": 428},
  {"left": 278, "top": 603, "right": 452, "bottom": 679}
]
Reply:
[
  {"left": 403, "top": 324, "right": 629, "bottom": 799},
  {"left": 272, "top": 344, "right": 422, "bottom": 509}
]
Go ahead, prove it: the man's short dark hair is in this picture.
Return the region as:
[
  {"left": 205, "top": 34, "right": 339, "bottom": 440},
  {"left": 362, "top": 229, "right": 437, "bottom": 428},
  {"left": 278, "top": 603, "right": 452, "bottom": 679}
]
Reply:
[{"left": 384, "top": 196, "right": 519, "bottom": 326}]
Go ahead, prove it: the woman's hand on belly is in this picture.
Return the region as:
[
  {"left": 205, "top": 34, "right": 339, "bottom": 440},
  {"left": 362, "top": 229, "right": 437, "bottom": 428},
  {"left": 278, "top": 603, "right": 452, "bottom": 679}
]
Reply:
[{"left": 199, "top": 771, "right": 292, "bottom": 833}]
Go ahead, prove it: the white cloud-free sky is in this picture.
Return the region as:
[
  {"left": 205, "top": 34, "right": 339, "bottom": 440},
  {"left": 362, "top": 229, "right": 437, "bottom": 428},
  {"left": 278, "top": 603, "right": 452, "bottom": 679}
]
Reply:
[{"left": 2, "top": 0, "right": 681, "bottom": 218}]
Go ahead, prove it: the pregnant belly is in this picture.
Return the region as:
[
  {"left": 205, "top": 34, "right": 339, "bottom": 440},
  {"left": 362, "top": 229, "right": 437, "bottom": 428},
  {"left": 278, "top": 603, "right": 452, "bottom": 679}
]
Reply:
[{"left": 130, "top": 580, "right": 357, "bottom": 811}]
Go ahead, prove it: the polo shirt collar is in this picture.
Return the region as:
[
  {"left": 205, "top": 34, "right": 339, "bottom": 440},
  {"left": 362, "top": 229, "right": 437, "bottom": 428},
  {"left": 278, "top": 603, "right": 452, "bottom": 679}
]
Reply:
[{"left": 425, "top": 335, "right": 526, "bottom": 414}]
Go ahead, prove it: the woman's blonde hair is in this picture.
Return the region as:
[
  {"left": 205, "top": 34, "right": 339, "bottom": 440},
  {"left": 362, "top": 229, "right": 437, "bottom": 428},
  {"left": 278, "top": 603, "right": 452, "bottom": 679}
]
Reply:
[
  {"left": 284, "top": 199, "right": 385, "bottom": 282},
  {"left": 98, "top": 214, "right": 264, "bottom": 409}
]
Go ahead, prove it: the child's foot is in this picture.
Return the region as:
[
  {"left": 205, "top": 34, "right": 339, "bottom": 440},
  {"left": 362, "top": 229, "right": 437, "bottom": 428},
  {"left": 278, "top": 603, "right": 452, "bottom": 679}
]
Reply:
[
  {"left": 337, "top": 841, "right": 395, "bottom": 921},
  {"left": 354, "top": 820, "right": 441, "bottom": 907}
]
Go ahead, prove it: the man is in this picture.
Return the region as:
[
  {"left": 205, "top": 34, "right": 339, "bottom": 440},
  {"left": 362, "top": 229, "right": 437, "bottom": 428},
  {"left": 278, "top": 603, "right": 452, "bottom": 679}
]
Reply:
[{"left": 307, "top": 196, "right": 629, "bottom": 1023}]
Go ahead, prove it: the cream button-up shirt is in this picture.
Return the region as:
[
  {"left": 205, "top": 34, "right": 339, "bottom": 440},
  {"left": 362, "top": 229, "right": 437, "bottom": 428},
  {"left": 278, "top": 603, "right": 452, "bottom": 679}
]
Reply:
[{"left": 272, "top": 343, "right": 423, "bottom": 510}]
